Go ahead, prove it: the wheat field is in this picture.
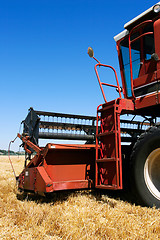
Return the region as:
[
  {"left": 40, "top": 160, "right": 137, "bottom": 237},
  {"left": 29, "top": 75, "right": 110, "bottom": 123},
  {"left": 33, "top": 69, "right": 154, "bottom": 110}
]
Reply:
[{"left": 0, "top": 155, "right": 160, "bottom": 239}]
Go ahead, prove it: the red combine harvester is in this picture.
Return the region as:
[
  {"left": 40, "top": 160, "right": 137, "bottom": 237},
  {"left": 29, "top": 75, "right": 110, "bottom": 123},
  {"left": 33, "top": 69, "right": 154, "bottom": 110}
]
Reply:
[{"left": 16, "top": 3, "right": 160, "bottom": 207}]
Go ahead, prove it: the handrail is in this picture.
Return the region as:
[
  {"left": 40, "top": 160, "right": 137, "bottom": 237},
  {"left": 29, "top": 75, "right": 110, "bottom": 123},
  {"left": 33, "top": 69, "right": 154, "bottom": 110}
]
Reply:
[
  {"left": 130, "top": 32, "right": 153, "bottom": 43},
  {"left": 129, "top": 20, "right": 153, "bottom": 36},
  {"left": 94, "top": 63, "right": 122, "bottom": 103}
]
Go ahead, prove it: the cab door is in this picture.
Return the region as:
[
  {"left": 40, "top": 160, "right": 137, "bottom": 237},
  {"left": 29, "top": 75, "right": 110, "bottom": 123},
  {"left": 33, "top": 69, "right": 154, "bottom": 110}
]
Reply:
[{"left": 119, "top": 21, "right": 156, "bottom": 99}]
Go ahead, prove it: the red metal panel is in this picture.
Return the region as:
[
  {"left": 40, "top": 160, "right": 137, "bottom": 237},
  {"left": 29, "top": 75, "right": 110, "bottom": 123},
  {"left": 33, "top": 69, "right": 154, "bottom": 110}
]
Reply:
[
  {"left": 135, "top": 92, "right": 159, "bottom": 109},
  {"left": 156, "top": 69, "right": 160, "bottom": 79},
  {"left": 18, "top": 172, "right": 24, "bottom": 190},
  {"left": 24, "top": 168, "right": 35, "bottom": 191},
  {"left": 154, "top": 19, "right": 160, "bottom": 64},
  {"left": 157, "top": 92, "right": 160, "bottom": 105},
  {"left": 18, "top": 140, "right": 96, "bottom": 192},
  {"left": 47, "top": 143, "right": 96, "bottom": 149},
  {"left": 35, "top": 167, "right": 53, "bottom": 193},
  {"left": 98, "top": 162, "right": 117, "bottom": 186},
  {"left": 117, "top": 98, "right": 134, "bottom": 112},
  {"left": 44, "top": 147, "right": 95, "bottom": 183},
  {"left": 52, "top": 180, "right": 91, "bottom": 191},
  {"left": 45, "top": 165, "right": 88, "bottom": 182},
  {"left": 133, "top": 73, "right": 156, "bottom": 89}
]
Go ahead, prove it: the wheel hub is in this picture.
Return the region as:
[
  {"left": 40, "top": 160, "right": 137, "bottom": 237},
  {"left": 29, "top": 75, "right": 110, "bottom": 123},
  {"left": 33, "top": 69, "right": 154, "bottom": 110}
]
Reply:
[{"left": 144, "top": 148, "right": 160, "bottom": 200}]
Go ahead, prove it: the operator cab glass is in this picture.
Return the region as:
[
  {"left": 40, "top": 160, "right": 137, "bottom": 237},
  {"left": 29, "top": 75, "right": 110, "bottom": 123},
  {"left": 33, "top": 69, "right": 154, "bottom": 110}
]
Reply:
[{"left": 119, "top": 23, "right": 155, "bottom": 98}]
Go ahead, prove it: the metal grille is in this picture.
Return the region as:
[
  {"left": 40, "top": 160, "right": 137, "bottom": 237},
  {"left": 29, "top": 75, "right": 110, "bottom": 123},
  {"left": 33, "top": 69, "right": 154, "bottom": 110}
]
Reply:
[{"left": 23, "top": 108, "right": 152, "bottom": 145}]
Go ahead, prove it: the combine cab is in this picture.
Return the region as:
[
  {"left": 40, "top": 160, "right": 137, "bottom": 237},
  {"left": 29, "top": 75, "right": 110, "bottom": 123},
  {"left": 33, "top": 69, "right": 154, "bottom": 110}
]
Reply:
[{"left": 16, "top": 3, "right": 160, "bottom": 207}]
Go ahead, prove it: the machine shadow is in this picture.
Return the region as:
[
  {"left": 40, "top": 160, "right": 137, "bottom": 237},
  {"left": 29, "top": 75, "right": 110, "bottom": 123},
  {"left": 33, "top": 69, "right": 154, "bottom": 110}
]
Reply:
[{"left": 16, "top": 188, "right": 136, "bottom": 207}]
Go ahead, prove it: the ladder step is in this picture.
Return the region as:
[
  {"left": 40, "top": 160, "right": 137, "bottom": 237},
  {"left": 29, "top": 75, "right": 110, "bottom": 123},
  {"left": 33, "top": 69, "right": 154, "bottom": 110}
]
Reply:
[
  {"left": 97, "top": 131, "right": 115, "bottom": 137},
  {"left": 96, "top": 184, "right": 118, "bottom": 190},
  {"left": 96, "top": 158, "right": 119, "bottom": 162}
]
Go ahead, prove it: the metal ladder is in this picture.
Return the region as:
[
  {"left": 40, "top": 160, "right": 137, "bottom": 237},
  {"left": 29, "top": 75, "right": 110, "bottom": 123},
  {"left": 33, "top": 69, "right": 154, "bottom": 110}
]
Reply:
[{"left": 95, "top": 100, "right": 123, "bottom": 190}]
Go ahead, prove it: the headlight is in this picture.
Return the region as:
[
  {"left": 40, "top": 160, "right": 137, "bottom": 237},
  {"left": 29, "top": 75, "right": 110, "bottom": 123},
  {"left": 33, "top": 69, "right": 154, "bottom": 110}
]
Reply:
[{"left": 153, "top": 4, "right": 160, "bottom": 13}]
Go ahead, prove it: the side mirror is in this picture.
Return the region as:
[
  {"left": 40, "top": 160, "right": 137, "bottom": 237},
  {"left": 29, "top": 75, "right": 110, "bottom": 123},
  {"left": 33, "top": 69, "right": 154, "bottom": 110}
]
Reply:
[{"left": 88, "top": 47, "right": 94, "bottom": 58}]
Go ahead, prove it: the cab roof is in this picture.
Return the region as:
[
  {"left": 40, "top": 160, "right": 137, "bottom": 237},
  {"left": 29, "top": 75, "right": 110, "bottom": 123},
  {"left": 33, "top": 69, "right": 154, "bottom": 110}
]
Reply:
[{"left": 114, "top": 2, "right": 160, "bottom": 42}]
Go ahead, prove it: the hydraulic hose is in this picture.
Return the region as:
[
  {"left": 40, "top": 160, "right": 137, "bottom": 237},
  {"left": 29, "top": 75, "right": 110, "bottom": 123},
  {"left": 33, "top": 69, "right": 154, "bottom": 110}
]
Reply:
[{"left": 8, "top": 136, "right": 18, "bottom": 180}]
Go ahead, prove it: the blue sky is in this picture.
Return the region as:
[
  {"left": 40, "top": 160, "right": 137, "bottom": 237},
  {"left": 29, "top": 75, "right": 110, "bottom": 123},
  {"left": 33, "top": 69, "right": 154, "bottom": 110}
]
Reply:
[{"left": 0, "top": 0, "right": 158, "bottom": 150}]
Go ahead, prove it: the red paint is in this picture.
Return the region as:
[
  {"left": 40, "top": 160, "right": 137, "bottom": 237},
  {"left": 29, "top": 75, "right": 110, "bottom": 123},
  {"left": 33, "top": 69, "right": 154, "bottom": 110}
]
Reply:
[{"left": 18, "top": 141, "right": 96, "bottom": 193}]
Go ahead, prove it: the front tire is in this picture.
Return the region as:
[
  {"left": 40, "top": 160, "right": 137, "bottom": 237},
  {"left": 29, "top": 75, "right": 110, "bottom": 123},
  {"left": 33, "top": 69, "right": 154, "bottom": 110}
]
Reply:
[{"left": 130, "top": 126, "right": 160, "bottom": 208}]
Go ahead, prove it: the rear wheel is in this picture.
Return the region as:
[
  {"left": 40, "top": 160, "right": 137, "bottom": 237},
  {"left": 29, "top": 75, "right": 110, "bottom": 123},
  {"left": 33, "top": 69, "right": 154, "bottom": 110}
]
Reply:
[{"left": 130, "top": 126, "right": 160, "bottom": 208}]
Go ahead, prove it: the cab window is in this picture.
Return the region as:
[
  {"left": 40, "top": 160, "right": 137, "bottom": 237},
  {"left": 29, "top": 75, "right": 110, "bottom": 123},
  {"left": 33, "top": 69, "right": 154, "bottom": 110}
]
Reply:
[{"left": 119, "top": 23, "right": 155, "bottom": 98}]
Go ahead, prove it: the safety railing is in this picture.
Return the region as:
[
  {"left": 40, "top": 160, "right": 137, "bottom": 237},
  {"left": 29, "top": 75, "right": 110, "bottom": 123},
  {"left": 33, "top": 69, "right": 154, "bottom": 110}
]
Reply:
[{"left": 94, "top": 63, "right": 122, "bottom": 103}]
